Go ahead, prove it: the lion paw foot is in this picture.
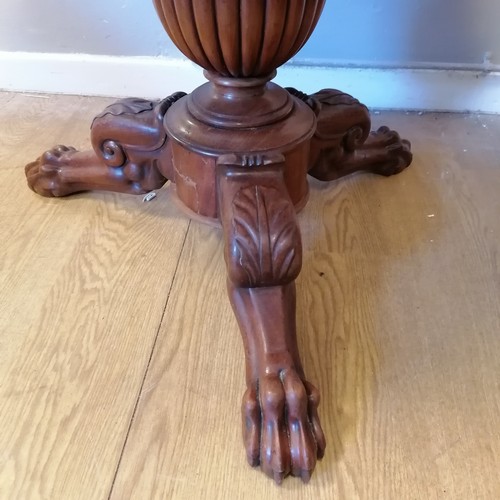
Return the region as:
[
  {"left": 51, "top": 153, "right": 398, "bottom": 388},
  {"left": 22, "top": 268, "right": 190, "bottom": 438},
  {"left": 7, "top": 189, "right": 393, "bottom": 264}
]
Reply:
[
  {"left": 365, "top": 126, "right": 413, "bottom": 176},
  {"left": 25, "top": 145, "right": 80, "bottom": 197},
  {"left": 243, "top": 368, "right": 325, "bottom": 484}
]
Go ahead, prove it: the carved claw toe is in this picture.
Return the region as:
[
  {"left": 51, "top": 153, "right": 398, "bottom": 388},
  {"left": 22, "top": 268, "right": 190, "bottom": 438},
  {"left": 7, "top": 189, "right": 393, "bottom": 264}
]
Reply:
[
  {"left": 42, "top": 144, "right": 77, "bottom": 163},
  {"left": 366, "top": 126, "right": 413, "bottom": 176},
  {"left": 25, "top": 145, "right": 80, "bottom": 197},
  {"left": 369, "top": 125, "right": 400, "bottom": 145},
  {"left": 242, "top": 386, "right": 261, "bottom": 467},
  {"left": 303, "top": 380, "right": 327, "bottom": 460},
  {"left": 243, "top": 368, "right": 325, "bottom": 484}
]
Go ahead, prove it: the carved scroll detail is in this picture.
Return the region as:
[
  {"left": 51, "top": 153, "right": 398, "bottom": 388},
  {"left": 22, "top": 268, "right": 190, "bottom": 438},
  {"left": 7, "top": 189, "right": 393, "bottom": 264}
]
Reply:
[
  {"left": 91, "top": 92, "right": 187, "bottom": 174},
  {"left": 286, "top": 87, "right": 413, "bottom": 180}
]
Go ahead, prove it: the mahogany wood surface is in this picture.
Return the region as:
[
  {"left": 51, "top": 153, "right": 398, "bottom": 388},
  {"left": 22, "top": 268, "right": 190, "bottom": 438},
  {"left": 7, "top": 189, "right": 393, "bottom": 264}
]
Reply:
[{"left": 24, "top": 0, "right": 413, "bottom": 484}]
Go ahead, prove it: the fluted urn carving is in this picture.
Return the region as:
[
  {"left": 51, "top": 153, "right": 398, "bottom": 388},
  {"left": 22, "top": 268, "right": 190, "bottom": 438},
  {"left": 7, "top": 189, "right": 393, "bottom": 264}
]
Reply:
[{"left": 153, "top": 0, "right": 326, "bottom": 77}]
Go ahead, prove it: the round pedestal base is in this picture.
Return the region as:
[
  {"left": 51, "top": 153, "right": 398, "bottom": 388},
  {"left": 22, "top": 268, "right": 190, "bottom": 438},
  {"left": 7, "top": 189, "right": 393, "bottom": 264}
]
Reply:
[{"left": 165, "top": 81, "right": 316, "bottom": 219}]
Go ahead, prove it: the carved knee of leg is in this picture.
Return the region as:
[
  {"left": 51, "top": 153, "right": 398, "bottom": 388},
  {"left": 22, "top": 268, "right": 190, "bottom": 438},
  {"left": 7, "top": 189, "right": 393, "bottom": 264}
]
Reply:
[
  {"left": 217, "top": 154, "right": 302, "bottom": 288},
  {"left": 89, "top": 94, "right": 186, "bottom": 184},
  {"left": 308, "top": 90, "right": 372, "bottom": 178}
]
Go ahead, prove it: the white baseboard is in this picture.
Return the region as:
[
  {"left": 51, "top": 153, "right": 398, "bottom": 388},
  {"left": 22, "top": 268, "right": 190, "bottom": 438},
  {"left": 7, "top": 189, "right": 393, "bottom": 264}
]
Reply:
[{"left": 1, "top": 51, "right": 499, "bottom": 113}]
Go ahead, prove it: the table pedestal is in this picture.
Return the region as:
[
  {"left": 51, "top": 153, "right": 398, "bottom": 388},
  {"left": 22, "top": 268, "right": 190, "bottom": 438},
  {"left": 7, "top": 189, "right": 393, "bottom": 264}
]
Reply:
[{"left": 25, "top": 0, "right": 412, "bottom": 484}]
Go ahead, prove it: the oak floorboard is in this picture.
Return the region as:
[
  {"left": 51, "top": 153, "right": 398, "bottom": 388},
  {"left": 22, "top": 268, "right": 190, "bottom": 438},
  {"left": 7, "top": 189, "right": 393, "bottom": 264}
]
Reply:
[
  {"left": 111, "top": 112, "right": 500, "bottom": 499},
  {"left": 0, "top": 93, "right": 190, "bottom": 499},
  {"left": 2, "top": 92, "right": 500, "bottom": 499}
]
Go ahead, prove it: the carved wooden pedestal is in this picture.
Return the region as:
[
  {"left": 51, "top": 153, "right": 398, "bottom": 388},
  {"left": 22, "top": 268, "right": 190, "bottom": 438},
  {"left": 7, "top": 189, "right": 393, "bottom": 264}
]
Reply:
[{"left": 25, "top": 0, "right": 412, "bottom": 484}]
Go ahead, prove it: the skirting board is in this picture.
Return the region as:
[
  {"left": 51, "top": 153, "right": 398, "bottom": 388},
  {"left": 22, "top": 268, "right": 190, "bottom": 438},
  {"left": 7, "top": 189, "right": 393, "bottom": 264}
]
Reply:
[{"left": 1, "top": 51, "right": 499, "bottom": 113}]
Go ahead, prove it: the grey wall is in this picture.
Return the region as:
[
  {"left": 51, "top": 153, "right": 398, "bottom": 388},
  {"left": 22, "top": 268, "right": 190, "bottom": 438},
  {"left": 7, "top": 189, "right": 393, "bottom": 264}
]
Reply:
[{"left": 1, "top": 0, "right": 499, "bottom": 67}]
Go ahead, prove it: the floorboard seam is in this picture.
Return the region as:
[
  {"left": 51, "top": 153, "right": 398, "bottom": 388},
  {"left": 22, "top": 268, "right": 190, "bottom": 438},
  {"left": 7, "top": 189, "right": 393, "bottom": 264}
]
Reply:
[{"left": 106, "top": 220, "right": 192, "bottom": 500}]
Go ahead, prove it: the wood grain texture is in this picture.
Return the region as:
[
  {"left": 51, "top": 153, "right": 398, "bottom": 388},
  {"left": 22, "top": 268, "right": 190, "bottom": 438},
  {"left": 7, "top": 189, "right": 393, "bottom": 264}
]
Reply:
[
  {"left": 1, "top": 93, "right": 500, "bottom": 498},
  {"left": 112, "top": 111, "right": 500, "bottom": 498},
  {"left": 0, "top": 93, "right": 190, "bottom": 499}
]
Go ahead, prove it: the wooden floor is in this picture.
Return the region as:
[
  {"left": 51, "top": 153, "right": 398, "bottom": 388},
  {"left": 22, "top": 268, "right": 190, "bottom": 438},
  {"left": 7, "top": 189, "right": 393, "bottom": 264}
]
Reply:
[{"left": 0, "top": 92, "right": 499, "bottom": 499}]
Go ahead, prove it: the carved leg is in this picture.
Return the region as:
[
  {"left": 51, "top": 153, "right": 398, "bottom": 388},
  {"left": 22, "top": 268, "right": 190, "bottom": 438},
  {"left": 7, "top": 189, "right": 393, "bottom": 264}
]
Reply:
[
  {"left": 287, "top": 88, "right": 413, "bottom": 181},
  {"left": 217, "top": 155, "right": 326, "bottom": 484},
  {"left": 25, "top": 93, "right": 186, "bottom": 197}
]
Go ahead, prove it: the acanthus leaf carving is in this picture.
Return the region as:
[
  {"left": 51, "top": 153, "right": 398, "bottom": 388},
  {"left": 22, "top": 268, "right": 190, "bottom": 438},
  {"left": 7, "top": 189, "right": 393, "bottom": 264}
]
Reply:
[{"left": 231, "top": 185, "right": 301, "bottom": 287}]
